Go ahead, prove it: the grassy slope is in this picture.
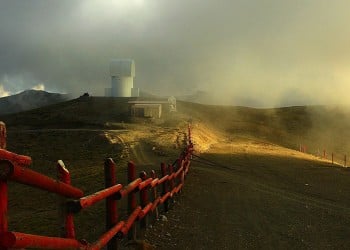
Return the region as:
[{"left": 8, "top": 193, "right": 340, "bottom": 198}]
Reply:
[
  {"left": 2, "top": 97, "right": 350, "bottom": 248},
  {"left": 178, "top": 101, "right": 350, "bottom": 161}
]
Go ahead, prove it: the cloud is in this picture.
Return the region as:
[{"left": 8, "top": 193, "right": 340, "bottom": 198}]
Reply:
[
  {"left": 32, "top": 83, "right": 45, "bottom": 91},
  {"left": 0, "top": 85, "right": 11, "bottom": 98},
  {"left": 0, "top": 0, "right": 349, "bottom": 106}
]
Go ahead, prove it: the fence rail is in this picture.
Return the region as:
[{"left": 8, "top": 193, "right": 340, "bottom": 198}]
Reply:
[
  {"left": 0, "top": 122, "right": 193, "bottom": 250},
  {"left": 299, "top": 143, "right": 348, "bottom": 167}
]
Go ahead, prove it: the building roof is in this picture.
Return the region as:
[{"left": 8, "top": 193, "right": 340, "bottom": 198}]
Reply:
[
  {"left": 131, "top": 103, "right": 162, "bottom": 108},
  {"left": 110, "top": 59, "right": 135, "bottom": 77},
  {"left": 128, "top": 100, "right": 169, "bottom": 104}
]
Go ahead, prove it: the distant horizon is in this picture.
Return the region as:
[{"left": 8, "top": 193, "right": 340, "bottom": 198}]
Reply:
[
  {"left": 1, "top": 88, "right": 347, "bottom": 110},
  {"left": 1, "top": 1, "right": 350, "bottom": 108}
]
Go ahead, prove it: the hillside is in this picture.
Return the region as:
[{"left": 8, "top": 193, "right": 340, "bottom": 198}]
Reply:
[
  {"left": 2, "top": 98, "right": 350, "bottom": 249},
  {"left": 2, "top": 97, "right": 350, "bottom": 154},
  {"left": 0, "top": 89, "right": 72, "bottom": 115},
  {"left": 177, "top": 102, "right": 350, "bottom": 160}
]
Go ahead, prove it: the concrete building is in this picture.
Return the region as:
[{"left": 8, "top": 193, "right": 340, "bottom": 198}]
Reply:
[
  {"left": 130, "top": 103, "right": 162, "bottom": 118},
  {"left": 105, "top": 59, "right": 139, "bottom": 97},
  {"left": 128, "top": 97, "right": 176, "bottom": 118}
]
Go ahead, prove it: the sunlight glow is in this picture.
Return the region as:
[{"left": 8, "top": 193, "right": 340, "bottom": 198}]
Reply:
[
  {"left": 0, "top": 85, "right": 11, "bottom": 97},
  {"left": 32, "top": 83, "right": 45, "bottom": 91}
]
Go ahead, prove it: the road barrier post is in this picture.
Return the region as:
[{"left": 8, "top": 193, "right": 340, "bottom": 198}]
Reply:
[
  {"left": 168, "top": 164, "right": 175, "bottom": 204},
  {"left": 139, "top": 171, "right": 149, "bottom": 236},
  {"left": 150, "top": 170, "right": 159, "bottom": 221},
  {"left": 127, "top": 161, "right": 137, "bottom": 240},
  {"left": 104, "top": 158, "right": 118, "bottom": 250},
  {"left": 0, "top": 122, "right": 6, "bottom": 150},
  {"left": 345, "top": 155, "right": 347, "bottom": 167},
  {"left": 0, "top": 161, "right": 9, "bottom": 237},
  {"left": 57, "top": 160, "right": 76, "bottom": 239},
  {"left": 0, "top": 122, "right": 7, "bottom": 238},
  {"left": 161, "top": 163, "right": 169, "bottom": 212},
  {"left": 188, "top": 124, "right": 192, "bottom": 145},
  {"left": 0, "top": 122, "right": 9, "bottom": 237}
]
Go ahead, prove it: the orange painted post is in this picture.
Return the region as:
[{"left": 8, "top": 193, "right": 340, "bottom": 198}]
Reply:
[
  {"left": 160, "top": 163, "right": 169, "bottom": 212},
  {"left": 0, "top": 123, "right": 7, "bottom": 240},
  {"left": 127, "top": 161, "right": 137, "bottom": 240},
  {"left": 0, "top": 122, "right": 6, "bottom": 150},
  {"left": 57, "top": 160, "right": 76, "bottom": 239},
  {"left": 150, "top": 170, "right": 159, "bottom": 221},
  {"left": 0, "top": 161, "right": 9, "bottom": 241},
  {"left": 345, "top": 155, "right": 347, "bottom": 167},
  {"left": 139, "top": 171, "right": 149, "bottom": 236},
  {"left": 175, "top": 158, "right": 182, "bottom": 193},
  {"left": 188, "top": 123, "right": 192, "bottom": 145},
  {"left": 104, "top": 158, "right": 118, "bottom": 250},
  {"left": 168, "top": 164, "right": 175, "bottom": 203}
]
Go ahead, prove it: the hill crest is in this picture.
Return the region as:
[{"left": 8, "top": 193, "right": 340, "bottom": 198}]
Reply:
[{"left": 0, "top": 89, "right": 72, "bottom": 115}]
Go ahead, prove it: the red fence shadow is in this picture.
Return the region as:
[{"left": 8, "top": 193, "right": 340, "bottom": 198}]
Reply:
[{"left": 0, "top": 122, "right": 193, "bottom": 250}]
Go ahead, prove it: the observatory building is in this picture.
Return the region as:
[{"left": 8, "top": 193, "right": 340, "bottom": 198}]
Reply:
[{"left": 105, "top": 59, "right": 139, "bottom": 97}]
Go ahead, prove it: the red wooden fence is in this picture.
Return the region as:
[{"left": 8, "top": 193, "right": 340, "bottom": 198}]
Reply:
[{"left": 0, "top": 122, "right": 193, "bottom": 250}]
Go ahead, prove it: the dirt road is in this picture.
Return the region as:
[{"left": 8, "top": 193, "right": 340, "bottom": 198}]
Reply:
[{"left": 145, "top": 142, "right": 350, "bottom": 249}]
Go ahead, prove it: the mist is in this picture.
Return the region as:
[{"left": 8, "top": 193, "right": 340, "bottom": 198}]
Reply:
[{"left": 0, "top": 0, "right": 349, "bottom": 107}]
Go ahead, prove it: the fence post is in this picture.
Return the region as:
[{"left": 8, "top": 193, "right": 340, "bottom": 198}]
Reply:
[
  {"left": 0, "top": 122, "right": 6, "bottom": 150},
  {"left": 127, "top": 161, "right": 137, "bottom": 240},
  {"left": 345, "top": 155, "right": 347, "bottom": 167},
  {"left": 57, "top": 160, "right": 75, "bottom": 239},
  {"left": 188, "top": 123, "right": 192, "bottom": 145},
  {"left": 168, "top": 164, "right": 175, "bottom": 204},
  {"left": 323, "top": 150, "right": 326, "bottom": 159},
  {"left": 104, "top": 158, "right": 118, "bottom": 250},
  {"left": 0, "top": 122, "right": 8, "bottom": 242},
  {"left": 0, "top": 161, "right": 9, "bottom": 237},
  {"left": 161, "top": 163, "right": 169, "bottom": 212},
  {"left": 332, "top": 153, "right": 334, "bottom": 164},
  {"left": 139, "top": 171, "right": 148, "bottom": 237},
  {"left": 176, "top": 158, "right": 183, "bottom": 194},
  {"left": 150, "top": 170, "right": 159, "bottom": 221}
]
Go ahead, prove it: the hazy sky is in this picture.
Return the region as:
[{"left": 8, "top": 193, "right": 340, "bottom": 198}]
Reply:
[{"left": 0, "top": 0, "right": 349, "bottom": 107}]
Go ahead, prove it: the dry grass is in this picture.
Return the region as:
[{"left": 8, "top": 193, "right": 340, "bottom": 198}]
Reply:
[{"left": 2, "top": 97, "right": 350, "bottom": 248}]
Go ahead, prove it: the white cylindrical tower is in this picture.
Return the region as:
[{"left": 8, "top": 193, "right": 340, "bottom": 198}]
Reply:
[{"left": 109, "top": 59, "right": 135, "bottom": 97}]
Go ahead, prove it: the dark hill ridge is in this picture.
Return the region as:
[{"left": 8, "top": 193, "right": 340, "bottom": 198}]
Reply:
[
  {"left": 1, "top": 97, "right": 350, "bottom": 157},
  {"left": 0, "top": 89, "right": 71, "bottom": 115},
  {"left": 3, "top": 97, "right": 350, "bottom": 248},
  {"left": 0, "top": 97, "right": 132, "bottom": 129},
  {"left": 177, "top": 101, "right": 350, "bottom": 156}
]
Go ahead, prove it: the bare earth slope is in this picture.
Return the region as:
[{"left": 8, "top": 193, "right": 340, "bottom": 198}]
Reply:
[
  {"left": 2, "top": 98, "right": 350, "bottom": 249},
  {"left": 145, "top": 130, "right": 350, "bottom": 249}
]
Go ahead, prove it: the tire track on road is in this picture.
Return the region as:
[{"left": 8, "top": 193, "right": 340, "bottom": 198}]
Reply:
[{"left": 195, "top": 165, "right": 350, "bottom": 217}]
